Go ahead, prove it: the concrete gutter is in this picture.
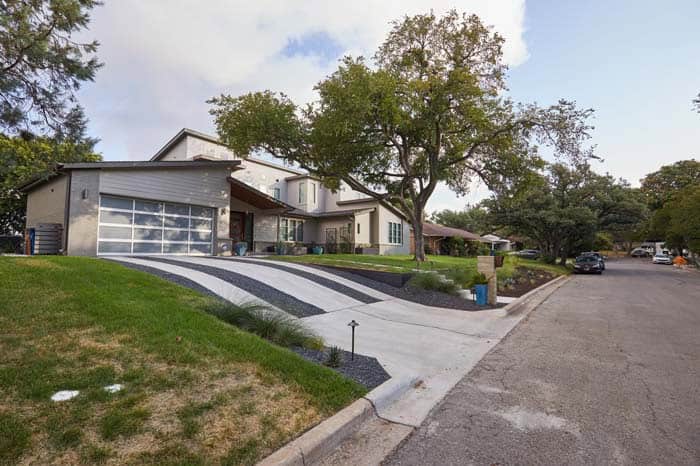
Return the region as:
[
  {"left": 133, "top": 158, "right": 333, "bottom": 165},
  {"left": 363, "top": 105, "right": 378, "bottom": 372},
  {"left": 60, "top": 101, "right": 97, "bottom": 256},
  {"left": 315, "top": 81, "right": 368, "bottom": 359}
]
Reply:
[
  {"left": 258, "top": 398, "right": 374, "bottom": 466},
  {"left": 503, "top": 274, "right": 571, "bottom": 315},
  {"left": 258, "top": 274, "right": 572, "bottom": 465}
]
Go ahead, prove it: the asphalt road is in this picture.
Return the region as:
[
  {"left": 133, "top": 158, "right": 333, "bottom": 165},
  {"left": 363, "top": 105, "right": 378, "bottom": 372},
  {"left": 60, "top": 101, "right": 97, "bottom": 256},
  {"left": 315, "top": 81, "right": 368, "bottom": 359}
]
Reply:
[{"left": 386, "top": 260, "right": 700, "bottom": 465}]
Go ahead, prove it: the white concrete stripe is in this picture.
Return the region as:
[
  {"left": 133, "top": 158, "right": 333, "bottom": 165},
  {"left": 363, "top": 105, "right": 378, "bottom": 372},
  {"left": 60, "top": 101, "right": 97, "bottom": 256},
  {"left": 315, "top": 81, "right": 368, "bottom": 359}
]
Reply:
[
  {"left": 237, "top": 257, "right": 394, "bottom": 301},
  {"left": 110, "top": 256, "right": 287, "bottom": 315},
  {"left": 163, "top": 256, "right": 363, "bottom": 312}
]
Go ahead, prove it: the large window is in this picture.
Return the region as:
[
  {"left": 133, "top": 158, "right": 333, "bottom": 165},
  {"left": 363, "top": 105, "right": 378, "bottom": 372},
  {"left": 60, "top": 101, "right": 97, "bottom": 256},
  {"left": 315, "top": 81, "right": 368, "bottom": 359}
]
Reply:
[
  {"left": 298, "top": 183, "right": 307, "bottom": 204},
  {"left": 97, "top": 195, "right": 214, "bottom": 255},
  {"left": 272, "top": 187, "right": 281, "bottom": 200},
  {"left": 281, "top": 218, "right": 304, "bottom": 242},
  {"left": 388, "top": 222, "right": 402, "bottom": 244},
  {"left": 311, "top": 183, "right": 317, "bottom": 204}
]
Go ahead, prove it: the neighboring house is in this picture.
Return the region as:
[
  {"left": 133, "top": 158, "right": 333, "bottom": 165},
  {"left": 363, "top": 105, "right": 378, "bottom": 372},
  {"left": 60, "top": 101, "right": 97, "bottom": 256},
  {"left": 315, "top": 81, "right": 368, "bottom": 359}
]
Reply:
[
  {"left": 409, "top": 222, "right": 483, "bottom": 255},
  {"left": 20, "top": 128, "right": 410, "bottom": 257},
  {"left": 481, "top": 234, "right": 512, "bottom": 252}
]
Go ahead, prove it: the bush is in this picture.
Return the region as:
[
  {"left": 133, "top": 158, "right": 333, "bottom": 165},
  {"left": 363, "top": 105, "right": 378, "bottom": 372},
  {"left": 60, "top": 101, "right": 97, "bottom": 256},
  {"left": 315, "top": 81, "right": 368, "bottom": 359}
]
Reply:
[
  {"left": 204, "top": 302, "right": 324, "bottom": 349},
  {"left": 468, "top": 272, "right": 489, "bottom": 287},
  {"left": 325, "top": 346, "right": 343, "bottom": 368},
  {"left": 408, "top": 272, "right": 459, "bottom": 295},
  {"left": 444, "top": 267, "right": 473, "bottom": 287}
]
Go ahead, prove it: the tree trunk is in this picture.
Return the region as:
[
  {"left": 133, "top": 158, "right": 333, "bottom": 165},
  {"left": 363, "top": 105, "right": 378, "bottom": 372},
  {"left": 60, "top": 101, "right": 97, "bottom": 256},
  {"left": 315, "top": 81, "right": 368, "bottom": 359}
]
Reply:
[{"left": 413, "top": 217, "right": 426, "bottom": 262}]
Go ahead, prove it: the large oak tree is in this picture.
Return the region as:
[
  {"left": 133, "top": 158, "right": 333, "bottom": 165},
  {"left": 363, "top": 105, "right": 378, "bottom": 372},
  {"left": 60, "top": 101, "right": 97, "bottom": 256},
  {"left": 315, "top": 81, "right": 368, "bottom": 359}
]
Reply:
[{"left": 210, "top": 11, "right": 596, "bottom": 260}]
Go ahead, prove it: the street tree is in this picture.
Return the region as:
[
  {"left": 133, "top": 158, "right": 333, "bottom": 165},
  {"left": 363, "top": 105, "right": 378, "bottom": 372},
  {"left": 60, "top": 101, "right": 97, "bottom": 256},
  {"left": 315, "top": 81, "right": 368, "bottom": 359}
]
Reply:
[
  {"left": 651, "top": 185, "right": 700, "bottom": 259},
  {"left": 0, "top": 0, "right": 102, "bottom": 136},
  {"left": 430, "top": 204, "right": 493, "bottom": 235},
  {"left": 209, "top": 11, "right": 596, "bottom": 260},
  {"left": 640, "top": 159, "right": 700, "bottom": 210}
]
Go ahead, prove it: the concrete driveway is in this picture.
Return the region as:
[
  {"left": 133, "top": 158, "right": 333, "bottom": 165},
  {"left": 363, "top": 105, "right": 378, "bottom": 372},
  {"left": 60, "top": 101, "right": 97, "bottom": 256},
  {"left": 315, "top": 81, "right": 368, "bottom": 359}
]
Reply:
[
  {"left": 110, "top": 255, "right": 536, "bottom": 426},
  {"left": 387, "top": 259, "right": 700, "bottom": 465}
]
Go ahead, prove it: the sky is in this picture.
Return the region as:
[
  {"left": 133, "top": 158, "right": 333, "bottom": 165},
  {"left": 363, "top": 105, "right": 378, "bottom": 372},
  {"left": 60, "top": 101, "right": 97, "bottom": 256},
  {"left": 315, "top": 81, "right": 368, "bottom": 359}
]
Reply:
[{"left": 77, "top": 0, "right": 700, "bottom": 214}]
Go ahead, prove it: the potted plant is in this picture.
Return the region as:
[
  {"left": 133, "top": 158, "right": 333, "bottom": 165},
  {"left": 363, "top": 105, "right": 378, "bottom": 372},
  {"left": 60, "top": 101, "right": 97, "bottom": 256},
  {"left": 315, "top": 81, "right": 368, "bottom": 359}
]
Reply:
[
  {"left": 494, "top": 252, "right": 505, "bottom": 267},
  {"left": 233, "top": 241, "right": 248, "bottom": 256},
  {"left": 311, "top": 243, "right": 324, "bottom": 255},
  {"left": 470, "top": 272, "right": 489, "bottom": 305},
  {"left": 275, "top": 241, "right": 286, "bottom": 255}
]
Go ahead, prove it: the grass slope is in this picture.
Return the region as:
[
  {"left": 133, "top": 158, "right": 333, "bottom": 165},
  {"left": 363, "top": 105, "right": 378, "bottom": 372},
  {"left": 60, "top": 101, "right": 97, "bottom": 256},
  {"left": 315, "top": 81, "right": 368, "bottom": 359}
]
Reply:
[
  {"left": 0, "top": 256, "right": 365, "bottom": 465},
  {"left": 270, "top": 253, "right": 570, "bottom": 277}
]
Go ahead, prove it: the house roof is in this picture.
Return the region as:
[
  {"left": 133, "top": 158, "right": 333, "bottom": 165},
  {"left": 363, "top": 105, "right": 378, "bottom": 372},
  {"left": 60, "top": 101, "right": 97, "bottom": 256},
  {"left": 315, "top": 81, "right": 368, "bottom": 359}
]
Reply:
[
  {"left": 285, "top": 173, "right": 321, "bottom": 181},
  {"left": 150, "top": 128, "right": 306, "bottom": 175},
  {"left": 227, "top": 177, "right": 293, "bottom": 211},
  {"left": 481, "top": 234, "right": 511, "bottom": 243},
  {"left": 421, "top": 223, "right": 482, "bottom": 241},
  {"left": 18, "top": 160, "right": 241, "bottom": 192}
]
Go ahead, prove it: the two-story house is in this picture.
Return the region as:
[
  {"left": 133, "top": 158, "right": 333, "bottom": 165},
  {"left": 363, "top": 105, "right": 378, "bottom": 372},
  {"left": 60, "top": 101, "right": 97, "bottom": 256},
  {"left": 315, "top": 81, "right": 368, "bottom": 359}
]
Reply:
[{"left": 21, "top": 128, "right": 410, "bottom": 257}]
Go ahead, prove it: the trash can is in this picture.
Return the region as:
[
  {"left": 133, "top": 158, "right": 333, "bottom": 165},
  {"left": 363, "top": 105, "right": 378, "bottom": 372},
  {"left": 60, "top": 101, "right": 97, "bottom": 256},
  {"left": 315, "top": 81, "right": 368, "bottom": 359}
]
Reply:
[{"left": 474, "top": 284, "right": 488, "bottom": 305}]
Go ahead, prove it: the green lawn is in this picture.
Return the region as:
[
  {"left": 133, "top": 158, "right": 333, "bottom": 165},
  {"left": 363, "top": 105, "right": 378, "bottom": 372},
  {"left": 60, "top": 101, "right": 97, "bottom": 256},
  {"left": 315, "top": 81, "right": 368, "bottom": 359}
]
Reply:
[
  {"left": 269, "top": 253, "right": 570, "bottom": 278},
  {"left": 0, "top": 256, "right": 365, "bottom": 465}
]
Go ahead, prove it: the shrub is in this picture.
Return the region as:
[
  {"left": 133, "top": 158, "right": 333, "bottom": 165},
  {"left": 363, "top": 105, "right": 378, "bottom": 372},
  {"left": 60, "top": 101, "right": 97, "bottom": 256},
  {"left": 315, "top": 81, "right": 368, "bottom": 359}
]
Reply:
[
  {"left": 325, "top": 346, "right": 343, "bottom": 368},
  {"left": 204, "top": 302, "right": 324, "bottom": 349},
  {"left": 408, "top": 272, "right": 459, "bottom": 295},
  {"left": 468, "top": 272, "right": 489, "bottom": 287},
  {"left": 444, "top": 267, "right": 473, "bottom": 287}
]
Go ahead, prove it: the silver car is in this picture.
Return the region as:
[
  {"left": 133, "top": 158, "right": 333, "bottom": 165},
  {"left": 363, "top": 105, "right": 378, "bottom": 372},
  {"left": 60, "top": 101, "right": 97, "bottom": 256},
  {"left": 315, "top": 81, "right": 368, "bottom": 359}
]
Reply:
[{"left": 652, "top": 253, "right": 672, "bottom": 265}]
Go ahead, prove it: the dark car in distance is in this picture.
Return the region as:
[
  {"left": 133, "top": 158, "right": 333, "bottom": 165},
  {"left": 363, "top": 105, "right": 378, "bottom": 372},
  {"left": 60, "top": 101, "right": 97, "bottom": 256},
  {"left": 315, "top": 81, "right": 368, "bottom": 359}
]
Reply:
[
  {"left": 573, "top": 255, "right": 603, "bottom": 274},
  {"left": 580, "top": 251, "right": 605, "bottom": 270},
  {"left": 515, "top": 249, "right": 541, "bottom": 260}
]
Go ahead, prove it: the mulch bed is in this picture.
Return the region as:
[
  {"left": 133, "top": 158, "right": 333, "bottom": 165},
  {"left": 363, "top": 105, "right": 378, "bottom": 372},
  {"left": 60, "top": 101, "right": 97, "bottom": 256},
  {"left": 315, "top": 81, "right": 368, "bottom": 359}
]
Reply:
[
  {"left": 498, "top": 267, "right": 557, "bottom": 297},
  {"left": 292, "top": 347, "right": 390, "bottom": 390}
]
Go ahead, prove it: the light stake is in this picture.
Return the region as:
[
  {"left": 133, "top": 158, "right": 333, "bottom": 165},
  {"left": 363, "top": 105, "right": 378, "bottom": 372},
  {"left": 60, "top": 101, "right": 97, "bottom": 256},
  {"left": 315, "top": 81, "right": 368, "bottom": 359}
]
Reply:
[{"left": 347, "top": 320, "right": 359, "bottom": 361}]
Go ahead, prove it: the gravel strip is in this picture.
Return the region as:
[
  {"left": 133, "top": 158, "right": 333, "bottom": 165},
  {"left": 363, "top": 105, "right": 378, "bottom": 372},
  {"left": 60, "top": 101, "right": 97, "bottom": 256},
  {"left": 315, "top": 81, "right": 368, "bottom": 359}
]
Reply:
[
  {"left": 292, "top": 347, "right": 390, "bottom": 390},
  {"left": 291, "top": 263, "right": 501, "bottom": 311},
  {"left": 142, "top": 257, "right": 325, "bottom": 318},
  {"left": 107, "top": 259, "right": 226, "bottom": 302},
  {"left": 212, "top": 257, "right": 380, "bottom": 304}
]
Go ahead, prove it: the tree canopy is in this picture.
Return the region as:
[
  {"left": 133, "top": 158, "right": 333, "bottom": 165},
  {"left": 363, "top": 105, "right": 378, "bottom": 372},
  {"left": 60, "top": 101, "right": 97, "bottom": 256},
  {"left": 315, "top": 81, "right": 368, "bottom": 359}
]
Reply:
[
  {"left": 0, "top": 0, "right": 102, "bottom": 136},
  {"left": 650, "top": 185, "right": 700, "bottom": 255},
  {"left": 430, "top": 204, "right": 493, "bottom": 235},
  {"left": 209, "top": 11, "right": 596, "bottom": 260},
  {"left": 640, "top": 159, "right": 700, "bottom": 210}
]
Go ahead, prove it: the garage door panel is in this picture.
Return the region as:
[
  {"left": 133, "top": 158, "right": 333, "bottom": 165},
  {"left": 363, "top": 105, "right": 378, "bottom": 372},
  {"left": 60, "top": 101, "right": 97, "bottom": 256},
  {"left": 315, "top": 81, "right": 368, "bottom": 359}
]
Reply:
[{"left": 98, "top": 195, "right": 214, "bottom": 256}]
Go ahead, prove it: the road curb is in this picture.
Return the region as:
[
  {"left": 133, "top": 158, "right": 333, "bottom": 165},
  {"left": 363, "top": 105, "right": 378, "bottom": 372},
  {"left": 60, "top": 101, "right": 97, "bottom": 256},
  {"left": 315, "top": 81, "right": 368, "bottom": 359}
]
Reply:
[
  {"left": 503, "top": 274, "right": 571, "bottom": 315},
  {"left": 258, "top": 398, "right": 374, "bottom": 466}
]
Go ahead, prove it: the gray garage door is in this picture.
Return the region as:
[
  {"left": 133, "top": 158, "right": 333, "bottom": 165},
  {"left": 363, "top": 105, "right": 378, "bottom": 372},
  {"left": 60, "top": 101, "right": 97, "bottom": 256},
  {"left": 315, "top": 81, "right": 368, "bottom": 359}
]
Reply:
[{"left": 97, "top": 195, "right": 214, "bottom": 255}]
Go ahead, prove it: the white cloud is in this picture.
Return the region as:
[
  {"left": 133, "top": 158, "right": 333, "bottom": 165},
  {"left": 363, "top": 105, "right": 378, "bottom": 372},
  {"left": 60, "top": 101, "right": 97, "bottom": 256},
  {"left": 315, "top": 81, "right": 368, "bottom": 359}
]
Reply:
[{"left": 77, "top": 1, "right": 527, "bottom": 209}]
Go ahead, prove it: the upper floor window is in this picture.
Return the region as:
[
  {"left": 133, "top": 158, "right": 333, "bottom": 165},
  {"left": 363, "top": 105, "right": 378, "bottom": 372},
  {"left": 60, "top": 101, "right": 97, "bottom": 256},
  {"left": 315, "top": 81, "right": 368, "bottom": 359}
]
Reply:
[
  {"left": 388, "top": 222, "right": 402, "bottom": 244},
  {"left": 298, "top": 183, "right": 307, "bottom": 204},
  {"left": 272, "top": 187, "right": 281, "bottom": 200},
  {"left": 311, "top": 183, "right": 317, "bottom": 204}
]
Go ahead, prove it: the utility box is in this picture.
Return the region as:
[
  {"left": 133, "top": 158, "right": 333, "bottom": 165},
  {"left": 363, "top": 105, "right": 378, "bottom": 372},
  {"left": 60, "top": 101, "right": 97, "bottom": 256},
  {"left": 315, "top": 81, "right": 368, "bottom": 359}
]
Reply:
[{"left": 28, "top": 223, "right": 63, "bottom": 255}]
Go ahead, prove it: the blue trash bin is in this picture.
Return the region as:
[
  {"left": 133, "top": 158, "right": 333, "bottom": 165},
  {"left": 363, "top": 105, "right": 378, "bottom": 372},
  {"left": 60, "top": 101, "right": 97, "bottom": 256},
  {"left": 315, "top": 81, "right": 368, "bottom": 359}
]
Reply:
[{"left": 474, "top": 284, "right": 488, "bottom": 305}]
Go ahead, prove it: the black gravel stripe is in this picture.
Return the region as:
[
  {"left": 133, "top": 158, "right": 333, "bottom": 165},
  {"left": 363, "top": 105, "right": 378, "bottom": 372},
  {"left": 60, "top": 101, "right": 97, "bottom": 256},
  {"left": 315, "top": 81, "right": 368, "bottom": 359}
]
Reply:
[
  {"left": 297, "top": 263, "right": 503, "bottom": 311},
  {"left": 106, "top": 259, "right": 226, "bottom": 302},
  {"left": 141, "top": 257, "right": 325, "bottom": 318},
  {"left": 214, "top": 258, "right": 381, "bottom": 304},
  {"left": 292, "top": 347, "right": 391, "bottom": 390}
]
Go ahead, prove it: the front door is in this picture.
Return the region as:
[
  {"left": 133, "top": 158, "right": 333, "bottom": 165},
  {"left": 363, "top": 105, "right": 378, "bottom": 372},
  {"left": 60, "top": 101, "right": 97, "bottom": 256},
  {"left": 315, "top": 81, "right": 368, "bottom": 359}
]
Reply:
[
  {"left": 230, "top": 211, "right": 254, "bottom": 244},
  {"left": 230, "top": 211, "right": 245, "bottom": 243}
]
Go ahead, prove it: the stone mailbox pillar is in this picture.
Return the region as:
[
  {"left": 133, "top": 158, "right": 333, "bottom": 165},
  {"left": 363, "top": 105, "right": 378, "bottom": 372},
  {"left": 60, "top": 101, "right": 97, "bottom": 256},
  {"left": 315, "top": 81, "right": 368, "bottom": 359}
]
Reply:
[{"left": 477, "top": 255, "right": 498, "bottom": 306}]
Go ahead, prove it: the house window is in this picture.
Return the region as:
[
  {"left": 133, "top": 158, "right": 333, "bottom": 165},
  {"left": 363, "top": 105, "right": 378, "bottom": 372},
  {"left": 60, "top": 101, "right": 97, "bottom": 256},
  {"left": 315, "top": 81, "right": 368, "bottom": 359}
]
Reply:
[
  {"left": 281, "top": 218, "right": 304, "bottom": 242},
  {"left": 388, "top": 222, "right": 402, "bottom": 244},
  {"left": 272, "top": 187, "right": 281, "bottom": 200},
  {"left": 312, "top": 183, "right": 317, "bottom": 204},
  {"left": 298, "top": 183, "right": 307, "bottom": 204},
  {"left": 357, "top": 223, "right": 360, "bottom": 234}
]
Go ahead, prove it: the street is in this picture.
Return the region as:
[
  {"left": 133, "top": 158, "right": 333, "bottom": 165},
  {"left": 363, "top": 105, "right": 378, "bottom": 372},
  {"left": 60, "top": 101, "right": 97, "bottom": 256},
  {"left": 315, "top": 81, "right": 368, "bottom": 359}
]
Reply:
[{"left": 386, "top": 260, "right": 700, "bottom": 465}]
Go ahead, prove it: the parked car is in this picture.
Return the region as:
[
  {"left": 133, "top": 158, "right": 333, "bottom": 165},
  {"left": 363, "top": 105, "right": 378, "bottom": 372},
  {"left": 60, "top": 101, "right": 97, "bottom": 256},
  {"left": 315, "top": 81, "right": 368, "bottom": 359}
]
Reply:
[
  {"left": 573, "top": 255, "right": 603, "bottom": 274},
  {"left": 515, "top": 249, "right": 541, "bottom": 260},
  {"left": 580, "top": 251, "right": 605, "bottom": 270},
  {"left": 630, "top": 248, "right": 650, "bottom": 257},
  {"left": 652, "top": 253, "right": 672, "bottom": 265}
]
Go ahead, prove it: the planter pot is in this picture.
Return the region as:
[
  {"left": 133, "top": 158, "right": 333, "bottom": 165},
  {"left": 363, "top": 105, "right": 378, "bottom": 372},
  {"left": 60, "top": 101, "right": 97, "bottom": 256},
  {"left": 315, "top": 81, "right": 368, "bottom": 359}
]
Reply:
[
  {"left": 233, "top": 243, "right": 247, "bottom": 256},
  {"left": 474, "top": 284, "right": 488, "bottom": 305},
  {"left": 275, "top": 245, "right": 287, "bottom": 255},
  {"left": 312, "top": 246, "right": 324, "bottom": 255},
  {"left": 494, "top": 255, "right": 505, "bottom": 267}
]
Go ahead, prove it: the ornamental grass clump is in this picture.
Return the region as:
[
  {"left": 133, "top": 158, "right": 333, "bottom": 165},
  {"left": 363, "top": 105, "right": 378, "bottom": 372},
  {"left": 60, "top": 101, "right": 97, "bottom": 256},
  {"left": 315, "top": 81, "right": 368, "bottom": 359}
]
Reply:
[
  {"left": 204, "top": 301, "right": 323, "bottom": 350},
  {"left": 408, "top": 272, "right": 459, "bottom": 295}
]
